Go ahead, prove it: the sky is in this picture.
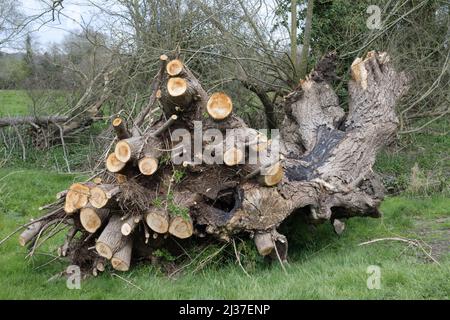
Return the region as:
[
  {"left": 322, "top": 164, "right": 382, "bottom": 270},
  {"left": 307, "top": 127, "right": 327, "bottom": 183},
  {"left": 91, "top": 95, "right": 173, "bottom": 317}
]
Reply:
[
  {"left": 15, "top": 0, "right": 98, "bottom": 51},
  {"left": 5, "top": 0, "right": 292, "bottom": 53}
]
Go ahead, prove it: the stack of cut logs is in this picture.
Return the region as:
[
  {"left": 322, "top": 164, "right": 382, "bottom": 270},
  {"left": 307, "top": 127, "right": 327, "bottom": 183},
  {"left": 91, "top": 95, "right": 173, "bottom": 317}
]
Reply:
[
  {"left": 17, "top": 51, "right": 409, "bottom": 274},
  {"left": 19, "top": 55, "right": 284, "bottom": 273}
]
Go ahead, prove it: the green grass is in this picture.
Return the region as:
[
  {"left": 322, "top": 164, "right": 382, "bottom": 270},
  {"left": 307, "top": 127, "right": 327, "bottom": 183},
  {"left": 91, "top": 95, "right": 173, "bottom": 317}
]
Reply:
[
  {"left": 0, "top": 89, "right": 73, "bottom": 117},
  {"left": 0, "top": 90, "right": 32, "bottom": 116},
  {"left": 0, "top": 169, "right": 448, "bottom": 299}
]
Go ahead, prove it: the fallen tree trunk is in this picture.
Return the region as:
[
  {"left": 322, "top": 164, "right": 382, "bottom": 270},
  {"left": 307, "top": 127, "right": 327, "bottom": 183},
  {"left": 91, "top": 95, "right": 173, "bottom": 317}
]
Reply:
[
  {"left": 12, "top": 51, "right": 408, "bottom": 274},
  {"left": 0, "top": 115, "right": 69, "bottom": 128}
]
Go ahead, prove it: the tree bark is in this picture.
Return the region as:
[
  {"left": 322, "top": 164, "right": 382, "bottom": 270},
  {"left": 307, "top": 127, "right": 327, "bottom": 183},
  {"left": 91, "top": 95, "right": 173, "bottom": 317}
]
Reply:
[
  {"left": 96, "top": 215, "right": 127, "bottom": 259},
  {"left": 298, "top": 0, "right": 315, "bottom": 80}
]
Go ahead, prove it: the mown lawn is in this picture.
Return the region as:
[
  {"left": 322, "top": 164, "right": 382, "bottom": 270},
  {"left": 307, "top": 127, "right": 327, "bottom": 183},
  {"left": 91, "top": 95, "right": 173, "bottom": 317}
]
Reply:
[{"left": 0, "top": 169, "right": 448, "bottom": 299}]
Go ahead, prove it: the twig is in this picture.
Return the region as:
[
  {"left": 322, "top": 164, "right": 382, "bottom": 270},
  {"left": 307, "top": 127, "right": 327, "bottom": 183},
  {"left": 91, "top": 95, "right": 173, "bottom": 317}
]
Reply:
[
  {"left": 232, "top": 238, "right": 251, "bottom": 278},
  {"left": 111, "top": 273, "right": 144, "bottom": 292},
  {"left": 358, "top": 237, "right": 440, "bottom": 265},
  {"left": 53, "top": 122, "right": 71, "bottom": 173},
  {"left": 272, "top": 239, "right": 288, "bottom": 274},
  {"left": 12, "top": 125, "right": 26, "bottom": 161}
]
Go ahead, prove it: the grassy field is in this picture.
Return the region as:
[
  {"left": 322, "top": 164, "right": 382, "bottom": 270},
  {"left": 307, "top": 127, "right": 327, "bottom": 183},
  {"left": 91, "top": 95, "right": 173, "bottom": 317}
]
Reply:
[
  {"left": 0, "top": 90, "right": 31, "bottom": 116},
  {"left": 0, "top": 90, "right": 448, "bottom": 299}
]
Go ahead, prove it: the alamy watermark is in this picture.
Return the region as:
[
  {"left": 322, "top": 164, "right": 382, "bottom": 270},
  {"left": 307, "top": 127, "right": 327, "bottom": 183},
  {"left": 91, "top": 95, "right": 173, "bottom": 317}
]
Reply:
[
  {"left": 366, "top": 5, "right": 382, "bottom": 30},
  {"left": 366, "top": 265, "right": 381, "bottom": 290},
  {"left": 66, "top": 265, "right": 81, "bottom": 290}
]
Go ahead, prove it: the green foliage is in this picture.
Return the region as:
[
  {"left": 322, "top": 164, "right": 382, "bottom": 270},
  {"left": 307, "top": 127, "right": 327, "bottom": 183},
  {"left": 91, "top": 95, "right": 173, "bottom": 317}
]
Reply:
[
  {"left": 172, "top": 169, "right": 186, "bottom": 184},
  {"left": 0, "top": 57, "right": 29, "bottom": 89},
  {"left": 159, "top": 153, "right": 171, "bottom": 166},
  {"left": 166, "top": 188, "right": 190, "bottom": 220},
  {"left": 153, "top": 249, "right": 176, "bottom": 262},
  {"left": 152, "top": 197, "right": 163, "bottom": 208},
  {"left": 375, "top": 118, "right": 449, "bottom": 195}
]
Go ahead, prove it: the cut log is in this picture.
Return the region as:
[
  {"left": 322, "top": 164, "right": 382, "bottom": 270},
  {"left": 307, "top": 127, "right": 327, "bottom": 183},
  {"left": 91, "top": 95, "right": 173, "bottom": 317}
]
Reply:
[
  {"left": 332, "top": 219, "right": 346, "bottom": 235},
  {"left": 115, "top": 174, "right": 127, "bottom": 184},
  {"left": 160, "top": 60, "right": 208, "bottom": 116},
  {"left": 89, "top": 184, "right": 120, "bottom": 209},
  {"left": 18, "top": 221, "right": 44, "bottom": 246},
  {"left": 254, "top": 232, "right": 275, "bottom": 256},
  {"left": 64, "top": 183, "right": 91, "bottom": 214},
  {"left": 80, "top": 206, "right": 109, "bottom": 233},
  {"left": 145, "top": 208, "right": 169, "bottom": 234},
  {"left": 223, "top": 147, "right": 244, "bottom": 166},
  {"left": 115, "top": 136, "right": 143, "bottom": 163},
  {"left": 136, "top": 114, "right": 177, "bottom": 175},
  {"left": 121, "top": 215, "right": 142, "bottom": 236},
  {"left": 56, "top": 190, "right": 68, "bottom": 200},
  {"left": 138, "top": 157, "right": 159, "bottom": 176},
  {"left": 137, "top": 136, "right": 163, "bottom": 176},
  {"left": 248, "top": 133, "right": 270, "bottom": 153},
  {"left": 111, "top": 236, "right": 133, "bottom": 271},
  {"left": 168, "top": 215, "right": 194, "bottom": 239},
  {"left": 166, "top": 59, "right": 184, "bottom": 76},
  {"left": 260, "top": 162, "right": 283, "bottom": 187},
  {"left": 151, "top": 114, "right": 177, "bottom": 137},
  {"left": 0, "top": 115, "right": 68, "bottom": 128},
  {"left": 96, "top": 215, "right": 126, "bottom": 259},
  {"left": 165, "top": 76, "right": 197, "bottom": 111},
  {"left": 160, "top": 54, "right": 168, "bottom": 62},
  {"left": 206, "top": 92, "right": 233, "bottom": 120},
  {"left": 112, "top": 117, "right": 131, "bottom": 140},
  {"left": 96, "top": 257, "right": 106, "bottom": 272},
  {"left": 106, "top": 153, "right": 126, "bottom": 173},
  {"left": 167, "top": 77, "right": 188, "bottom": 97}
]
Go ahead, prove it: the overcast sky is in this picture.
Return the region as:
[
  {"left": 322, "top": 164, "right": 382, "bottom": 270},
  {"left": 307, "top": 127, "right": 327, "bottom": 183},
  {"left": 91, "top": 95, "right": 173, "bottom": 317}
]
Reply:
[
  {"left": 7, "top": 0, "right": 291, "bottom": 53},
  {"left": 20, "top": 0, "right": 98, "bottom": 51}
]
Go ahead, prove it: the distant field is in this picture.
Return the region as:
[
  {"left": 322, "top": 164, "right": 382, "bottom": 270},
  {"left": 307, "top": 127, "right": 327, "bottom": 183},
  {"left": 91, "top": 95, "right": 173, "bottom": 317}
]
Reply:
[
  {"left": 0, "top": 90, "right": 31, "bottom": 116},
  {"left": 0, "top": 90, "right": 70, "bottom": 117}
]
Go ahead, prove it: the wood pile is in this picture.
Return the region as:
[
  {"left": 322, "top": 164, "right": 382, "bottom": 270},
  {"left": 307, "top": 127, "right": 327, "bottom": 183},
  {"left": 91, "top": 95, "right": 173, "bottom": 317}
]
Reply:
[{"left": 16, "top": 51, "right": 409, "bottom": 274}]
